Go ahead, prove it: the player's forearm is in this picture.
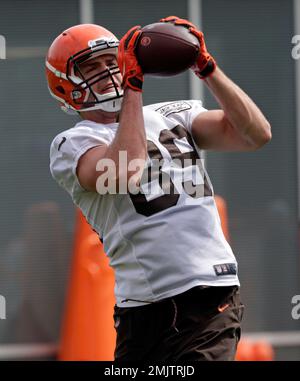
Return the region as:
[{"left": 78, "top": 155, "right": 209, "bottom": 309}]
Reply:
[
  {"left": 105, "top": 89, "right": 147, "bottom": 184},
  {"left": 204, "top": 67, "right": 272, "bottom": 148}
]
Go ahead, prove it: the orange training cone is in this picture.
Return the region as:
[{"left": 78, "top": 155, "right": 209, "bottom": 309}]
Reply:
[
  {"left": 235, "top": 339, "right": 275, "bottom": 361},
  {"left": 235, "top": 339, "right": 255, "bottom": 361},
  {"left": 58, "top": 209, "right": 116, "bottom": 360},
  {"left": 252, "top": 340, "right": 275, "bottom": 361}
]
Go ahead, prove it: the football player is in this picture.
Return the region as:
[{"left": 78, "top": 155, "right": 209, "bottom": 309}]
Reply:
[{"left": 47, "top": 18, "right": 271, "bottom": 361}]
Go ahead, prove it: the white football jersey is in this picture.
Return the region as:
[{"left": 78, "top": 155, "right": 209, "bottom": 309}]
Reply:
[{"left": 50, "top": 100, "right": 240, "bottom": 307}]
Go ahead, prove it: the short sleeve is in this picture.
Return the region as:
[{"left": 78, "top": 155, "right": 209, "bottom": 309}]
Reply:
[
  {"left": 49, "top": 125, "right": 111, "bottom": 199},
  {"left": 149, "top": 100, "right": 207, "bottom": 134}
]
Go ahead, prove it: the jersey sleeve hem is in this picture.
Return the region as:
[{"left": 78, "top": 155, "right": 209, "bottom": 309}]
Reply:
[{"left": 71, "top": 142, "right": 106, "bottom": 192}]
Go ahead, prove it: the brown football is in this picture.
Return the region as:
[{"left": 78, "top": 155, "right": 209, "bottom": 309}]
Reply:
[{"left": 135, "top": 22, "right": 200, "bottom": 77}]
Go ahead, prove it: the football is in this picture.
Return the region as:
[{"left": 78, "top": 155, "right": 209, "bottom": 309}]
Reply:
[{"left": 135, "top": 22, "right": 200, "bottom": 77}]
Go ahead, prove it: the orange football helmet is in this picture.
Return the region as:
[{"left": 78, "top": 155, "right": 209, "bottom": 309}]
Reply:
[{"left": 46, "top": 24, "right": 123, "bottom": 114}]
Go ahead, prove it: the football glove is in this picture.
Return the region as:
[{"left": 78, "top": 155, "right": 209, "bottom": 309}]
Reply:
[
  {"left": 117, "top": 26, "right": 144, "bottom": 92},
  {"left": 160, "top": 16, "right": 216, "bottom": 79}
]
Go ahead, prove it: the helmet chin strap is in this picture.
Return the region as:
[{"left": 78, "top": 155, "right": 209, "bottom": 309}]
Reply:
[
  {"left": 94, "top": 90, "right": 123, "bottom": 112},
  {"left": 78, "top": 87, "right": 124, "bottom": 113},
  {"left": 62, "top": 92, "right": 123, "bottom": 115},
  {"left": 98, "top": 99, "right": 123, "bottom": 112}
]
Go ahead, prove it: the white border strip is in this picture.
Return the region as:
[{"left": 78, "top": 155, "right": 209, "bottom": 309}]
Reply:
[
  {"left": 7, "top": 47, "right": 47, "bottom": 59},
  {"left": 244, "top": 331, "right": 300, "bottom": 348},
  {"left": 187, "top": 0, "right": 203, "bottom": 103},
  {"left": 294, "top": 0, "right": 300, "bottom": 220},
  {"left": 0, "top": 344, "right": 58, "bottom": 360},
  {"left": 79, "top": 0, "right": 94, "bottom": 24},
  {"left": 187, "top": 0, "right": 207, "bottom": 163}
]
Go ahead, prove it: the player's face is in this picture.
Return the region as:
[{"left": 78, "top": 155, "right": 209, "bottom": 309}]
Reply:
[{"left": 78, "top": 54, "right": 122, "bottom": 95}]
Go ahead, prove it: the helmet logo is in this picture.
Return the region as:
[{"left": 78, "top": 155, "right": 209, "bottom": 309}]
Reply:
[
  {"left": 141, "top": 36, "right": 151, "bottom": 47},
  {"left": 72, "top": 90, "right": 82, "bottom": 100}
]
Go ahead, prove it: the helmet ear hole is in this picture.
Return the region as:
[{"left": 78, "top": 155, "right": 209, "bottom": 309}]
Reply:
[{"left": 56, "top": 86, "right": 65, "bottom": 94}]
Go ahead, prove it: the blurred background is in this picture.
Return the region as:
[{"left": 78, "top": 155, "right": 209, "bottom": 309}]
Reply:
[{"left": 0, "top": 0, "right": 299, "bottom": 360}]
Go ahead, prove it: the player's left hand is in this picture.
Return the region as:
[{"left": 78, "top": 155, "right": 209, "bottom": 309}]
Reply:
[
  {"left": 118, "top": 26, "right": 144, "bottom": 92},
  {"left": 160, "top": 16, "right": 216, "bottom": 79}
]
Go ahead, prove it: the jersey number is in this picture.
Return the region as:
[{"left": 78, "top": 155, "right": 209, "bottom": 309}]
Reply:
[{"left": 129, "top": 125, "right": 212, "bottom": 217}]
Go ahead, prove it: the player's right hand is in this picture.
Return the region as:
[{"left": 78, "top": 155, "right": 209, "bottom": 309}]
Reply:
[
  {"left": 160, "top": 16, "right": 216, "bottom": 79},
  {"left": 118, "top": 26, "right": 144, "bottom": 92}
]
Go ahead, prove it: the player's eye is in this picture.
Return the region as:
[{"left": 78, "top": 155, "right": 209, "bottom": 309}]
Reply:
[
  {"left": 107, "top": 60, "right": 116, "bottom": 67},
  {"left": 86, "top": 66, "right": 97, "bottom": 73}
]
